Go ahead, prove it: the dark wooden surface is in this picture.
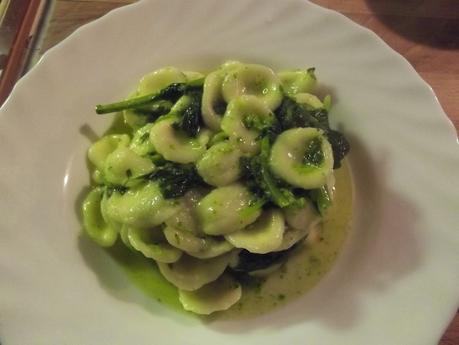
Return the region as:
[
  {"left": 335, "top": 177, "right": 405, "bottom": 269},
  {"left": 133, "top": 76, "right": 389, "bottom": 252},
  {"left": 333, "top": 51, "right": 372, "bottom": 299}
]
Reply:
[{"left": 40, "top": 1, "right": 458, "bottom": 344}]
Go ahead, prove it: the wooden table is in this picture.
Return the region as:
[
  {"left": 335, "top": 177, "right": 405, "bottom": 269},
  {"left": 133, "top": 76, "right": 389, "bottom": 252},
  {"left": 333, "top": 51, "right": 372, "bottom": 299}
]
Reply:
[{"left": 41, "top": 1, "right": 458, "bottom": 344}]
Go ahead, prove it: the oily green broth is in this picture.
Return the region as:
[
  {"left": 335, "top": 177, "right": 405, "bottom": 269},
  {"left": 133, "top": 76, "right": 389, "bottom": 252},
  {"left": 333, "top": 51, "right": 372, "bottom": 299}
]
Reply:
[{"left": 106, "top": 161, "right": 353, "bottom": 318}]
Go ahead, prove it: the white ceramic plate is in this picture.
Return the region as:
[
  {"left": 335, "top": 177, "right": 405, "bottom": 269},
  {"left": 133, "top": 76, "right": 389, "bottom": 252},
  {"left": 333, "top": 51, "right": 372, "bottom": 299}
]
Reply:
[{"left": 0, "top": 0, "right": 458, "bottom": 344}]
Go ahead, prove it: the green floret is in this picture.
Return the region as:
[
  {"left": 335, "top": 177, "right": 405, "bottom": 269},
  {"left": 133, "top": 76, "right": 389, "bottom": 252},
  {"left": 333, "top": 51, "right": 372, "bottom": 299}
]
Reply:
[{"left": 240, "top": 137, "right": 304, "bottom": 208}]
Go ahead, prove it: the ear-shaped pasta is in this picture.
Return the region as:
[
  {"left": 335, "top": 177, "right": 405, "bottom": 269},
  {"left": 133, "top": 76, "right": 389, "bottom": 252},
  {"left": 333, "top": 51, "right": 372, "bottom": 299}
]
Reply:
[
  {"left": 293, "top": 92, "right": 324, "bottom": 109},
  {"left": 88, "top": 134, "right": 130, "bottom": 170},
  {"left": 183, "top": 70, "right": 205, "bottom": 83},
  {"left": 196, "top": 184, "right": 262, "bottom": 235},
  {"left": 150, "top": 117, "right": 210, "bottom": 164},
  {"left": 119, "top": 225, "right": 135, "bottom": 251},
  {"left": 269, "top": 128, "right": 334, "bottom": 189},
  {"left": 278, "top": 69, "right": 317, "bottom": 95},
  {"left": 221, "top": 95, "right": 275, "bottom": 155},
  {"left": 164, "top": 226, "right": 234, "bottom": 259},
  {"left": 275, "top": 224, "right": 319, "bottom": 252},
  {"left": 129, "top": 123, "right": 156, "bottom": 156},
  {"left": 179, "top": 273, "right": 241, "bottom": 314},
  {"left": 103, "top": 182, "right": 180, "bottom": 228},
  {"left": 82, "top": 187, "right": 118, "bottom": 247},
  {"left": 157, "top": 251, "right": 236, "bottom": 291},
  {"left": 103, "top": 147, "right": 155, "bottom": 186},
  {"left": 137, "top": 66, "right": 187, "bottom": 96},
  {"left": 221, "top": 63, "right": 282, "bottom": 110},
  {"left": 225, "top": 209, "right": 285, "bottom": 254},
  {"left": 201, "top": 71, "right": 226, "bottom": 131},
  {"left": 196, "top": 141, "right": 242, "bottom": 186},
  {"left": 165, "top": 189, "right": 205, "bottom": 235},
  {"left": 126, "top": 225, "right": 182, "bottom": 263},
  {"left": 283, "top": 199, "right": 320, "bottom": 230}
]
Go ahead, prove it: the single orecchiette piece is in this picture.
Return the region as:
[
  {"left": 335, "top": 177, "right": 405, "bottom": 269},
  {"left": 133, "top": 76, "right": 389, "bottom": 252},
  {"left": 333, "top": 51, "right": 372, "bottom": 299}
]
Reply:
[
  {"left": 165, "top": 189, "right": 205, "bottom": 235},
  {"left": 129, "top": 123, "right": 156, "bottom": 156},
  {"left": 196, "top": 183, "right": 262, "bottom": 235},
  {"left": 221, "top": 95, "right": 275, "bottom": 155},
  {"left": 157, "top": 251, "right": 236, "bottom": 291},
  {"left": 179, "top": 273, "right": 241, "bottom": 315},
  {"left": 82, "top": 187, "right": 118, "bottom": 247},
  {"left": 88, "top": 134, "right": 130, "bottom": 171},
  {"left": 164, "top": 226, "right": 234, "bottom": 259},
  {"left": 149, "top": 117, "right": 210, "bottom": 164},
  {"left": 269, "top": 128, "right": 334, "bottom": 189},
  {"left": 293, "top": 92, "right": 324, "bottom": 109},
  {"left": 183, "top": 70, "right": 205, "bottom": 83},
  {"left": 277, "top": 196, "right": 321, "bottom": 252},
  {"left": 201, "top": 71, "right": 226, "bottom": 131},
  {"left": 278, "top": 68, "right": 317, "bottom": 95},
  {"left": 275, "top": 225, "right": 317, "bottom": 252},
  {"left": 137, "top": 66, "right": 187, "bottom": 96},
  {"left": 225, "top": 209, "right": 285, "bottom": 254},
  {"left": 221, "top": 63, "right": 282, "bottom": 110},
  {"left": 283, "top": 199, "right": 320, "bottom": 230},
  {"left": 103, "top": 147, "right": 155, "bottom": 186},
  {"left": 126, "top": 226, "right": 182, "bottom": 263},
  {"left": 102, "top": 181, "right": 180, "bottom": 228},
  {"left": 196, "top": 140, "right": 242, "bottom": 186}
]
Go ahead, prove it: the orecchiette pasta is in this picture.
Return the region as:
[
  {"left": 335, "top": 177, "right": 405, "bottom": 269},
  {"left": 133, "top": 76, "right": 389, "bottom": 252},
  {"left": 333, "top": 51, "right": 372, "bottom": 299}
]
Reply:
[{"left": 83, "top": 61, "right": 351, "bottom": 315}]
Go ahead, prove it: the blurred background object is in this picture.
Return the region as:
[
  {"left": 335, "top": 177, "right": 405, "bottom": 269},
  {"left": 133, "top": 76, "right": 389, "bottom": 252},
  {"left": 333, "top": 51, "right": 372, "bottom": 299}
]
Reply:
[{"left": 0, "top": 0, "right": 49, "bottom": 105}]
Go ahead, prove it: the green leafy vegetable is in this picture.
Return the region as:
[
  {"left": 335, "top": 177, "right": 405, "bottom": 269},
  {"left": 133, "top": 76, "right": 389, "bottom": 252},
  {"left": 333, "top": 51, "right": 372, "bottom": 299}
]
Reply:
[
  {"left": 325, "top": 130, "right": 350, "bottom": 169},
  {"left": 303, "top": 137, "right": 324, "bottom": 166},
  {"left": 172, "top": 90, "right": 202, "bottom": 137},
  {"left": 146, "top": 159, "right": 206, "bottom": 198}
]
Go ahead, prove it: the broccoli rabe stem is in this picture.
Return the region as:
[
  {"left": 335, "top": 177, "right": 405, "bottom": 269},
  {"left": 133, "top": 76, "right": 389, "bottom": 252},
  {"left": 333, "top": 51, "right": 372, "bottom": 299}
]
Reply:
[
  {"left": 95, "top": 79, "right": 204, "bottom": 114},
  {"left": 96, "top": 92, "right": 169, "bottom": 114}
]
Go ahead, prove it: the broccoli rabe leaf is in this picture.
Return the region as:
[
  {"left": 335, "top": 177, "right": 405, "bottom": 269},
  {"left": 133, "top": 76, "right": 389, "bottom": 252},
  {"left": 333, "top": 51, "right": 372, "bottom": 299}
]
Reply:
[
  {"left": 325, "top": 130, "right": 350, "bottom": 169},
  {"left": 172, "top": 90, "right": 202, "bottom": 137},
  {"left": 303, "top": 137, "right": 324, "bottom": 166},
  {"left": 240, "top": 137, "right": 304, "bottom": 208},
  {"left": 146, "top": 158, "right": 206, "bottom": 198},
  {"left": 275, "top": 98, "right": 327, "bottom": 130}
]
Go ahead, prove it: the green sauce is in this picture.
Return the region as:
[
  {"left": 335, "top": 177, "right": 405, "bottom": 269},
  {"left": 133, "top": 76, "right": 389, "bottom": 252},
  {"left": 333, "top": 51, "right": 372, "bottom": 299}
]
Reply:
[{"left": 106, "top": 161, "right": 353, "bottom": 319}]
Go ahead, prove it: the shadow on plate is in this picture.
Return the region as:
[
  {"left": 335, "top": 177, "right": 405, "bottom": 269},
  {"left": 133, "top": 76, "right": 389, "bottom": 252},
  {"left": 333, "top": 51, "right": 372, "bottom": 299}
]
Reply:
[
  {"left": 210, "top": 132, "right": 423, "bottom": 333},
  {"left": 365, "top": 0, "right": 458, "bottom": 49}
]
